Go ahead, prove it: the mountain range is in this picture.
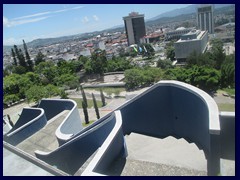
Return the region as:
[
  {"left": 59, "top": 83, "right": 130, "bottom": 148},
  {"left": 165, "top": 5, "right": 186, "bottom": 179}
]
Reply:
[{"left": 3, "top": 4, "right": 234, "bottom": 52}]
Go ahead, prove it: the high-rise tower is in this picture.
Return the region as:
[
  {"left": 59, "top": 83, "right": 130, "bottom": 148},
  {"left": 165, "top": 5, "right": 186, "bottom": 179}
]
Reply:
[
  {"left": 197, "top": 5, "right": 214, "bottom": 34},
  {"left": 123, "top": 12, "right": 146, "bottom": 46}
]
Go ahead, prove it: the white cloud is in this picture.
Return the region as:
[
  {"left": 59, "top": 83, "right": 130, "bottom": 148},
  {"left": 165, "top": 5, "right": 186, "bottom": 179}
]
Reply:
[
  {"left": 4, "top": 6, "right": 84, "bottom": 28},
  {"left": 3, "top": 16, "right": 50, "bottom": 28},
  {"left": 82, "top": 16, "right": 89, "bottom": 23},
  {"left": 12, "top": 6, "right": 84, "bottom": 20},
  {"left": 93, "top": 15, "right": 99, "bottom": 21},
  {"left": 13, "top": 11, "right": 51, "bottom": 20},
  {"left": 3, "top": 16, "right": 10, "bottom": 27},
  {"left": 72, "top": 6, "right": 84, "bottom": 10}
]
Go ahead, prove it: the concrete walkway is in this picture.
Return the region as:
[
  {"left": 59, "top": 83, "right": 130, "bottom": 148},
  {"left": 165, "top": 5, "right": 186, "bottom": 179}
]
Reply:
[{"left": 16, "top": 110, "right": 69, "bottom": 156}]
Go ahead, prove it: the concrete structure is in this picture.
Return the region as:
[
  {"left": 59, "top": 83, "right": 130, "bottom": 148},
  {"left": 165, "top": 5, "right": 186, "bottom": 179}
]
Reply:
[
  {"left": 174, "top": 30, "right": 208, "bottom": 61},
  {"left": 165, "top": 27, "right": 192, "bottom": 41},
  {"left": 3, "top": 81, "right": 235, "bottom": 176},
  {"left": 123, "top": 12, "right": 146, "bottom": 45},
  {"left": 4, "top": 99, "right": 82, "bottom": 146},
  {"left": 197, "top": 5, "right": 214, "bottom": 34}
]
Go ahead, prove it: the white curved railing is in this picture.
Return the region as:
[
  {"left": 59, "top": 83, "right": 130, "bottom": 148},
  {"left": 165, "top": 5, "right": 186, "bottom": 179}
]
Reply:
[
  {"left": 81, "top": 110, "right": 123, "bottom": 176},
  {"left": 6, "top": 108, "right": 45, "bottom": 137}
]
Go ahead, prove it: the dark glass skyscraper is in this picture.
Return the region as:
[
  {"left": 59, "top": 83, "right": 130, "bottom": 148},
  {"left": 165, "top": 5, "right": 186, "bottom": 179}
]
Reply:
[
  {"left": 123, "top": 12, "right": 146, "bottom": 46},
  {"left": 197, "top": 5, "right": 214, "bottom": 34}
]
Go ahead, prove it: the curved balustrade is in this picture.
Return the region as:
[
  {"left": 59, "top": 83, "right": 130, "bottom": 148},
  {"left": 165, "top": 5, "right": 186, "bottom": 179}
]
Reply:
[
  {"left": 38, "top": 99, "right": 82, "bottom": 144},
  {"left": 4, "top": 81, "right": 226, "bottom": 176},
  {"left": 4, "top": 108, "right": 47, "bottom": 146}
]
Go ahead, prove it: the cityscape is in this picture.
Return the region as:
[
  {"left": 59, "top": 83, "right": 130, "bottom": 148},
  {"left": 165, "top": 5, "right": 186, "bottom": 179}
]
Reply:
[{"left": 3, "top": 4, "right": 235, "bottom": 176}]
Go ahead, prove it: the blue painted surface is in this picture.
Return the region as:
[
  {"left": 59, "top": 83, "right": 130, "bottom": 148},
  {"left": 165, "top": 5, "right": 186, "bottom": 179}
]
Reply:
[
  {"left": 4, "top": 108, "right": 47, "bottom": 146},
  {"left": 4, "top": 81, "right": 230, "bottom": 176},
  {"left": 35, "top": 113, "right": 118, "bottom": 175},
  {"left": 38, "top": 99, "right": 74, "bottom": 120},
  {"left": 219, "top": 113, "right": 235, "bottom": 160}
]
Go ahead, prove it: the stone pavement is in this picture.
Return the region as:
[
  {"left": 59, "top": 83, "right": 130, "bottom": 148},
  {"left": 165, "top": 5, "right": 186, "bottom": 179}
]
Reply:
[
  {"left": 16, "top": 110, "right": 69, "bottom": 156},
  {"left": 106, "top": 158, "right": 207, "bottom": 176}
]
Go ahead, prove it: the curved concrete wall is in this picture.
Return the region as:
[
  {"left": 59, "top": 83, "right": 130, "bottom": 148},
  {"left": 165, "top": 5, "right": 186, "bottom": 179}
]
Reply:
[
  {"left": 35, "top": 112, "right": 120, "bottom": 175},
  {"left": 4, "top": 108, "right": 47, "bottom": 146},
  {"left": 219, "top": 112, "right": 235, "bottom": 160},
  {"left": 82, "top": 111, "right": 125, "bottom": 176},
  {"left": 118, "top": 81, "right": 219, "bottom": 152},
  {"left": 4, "top": 81, "right": 224, "bottom": 176},
  {"left": 81, "top": 81, "right": 221, "bottom": 175},
  {"left": 38, "top": 99, "right": 83, "bottom": 144}
]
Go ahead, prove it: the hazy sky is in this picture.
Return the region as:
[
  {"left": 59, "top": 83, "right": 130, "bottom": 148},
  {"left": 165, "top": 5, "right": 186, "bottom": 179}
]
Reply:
[{"left": 3, "top": 4, "right": 191, "bottom": 45}]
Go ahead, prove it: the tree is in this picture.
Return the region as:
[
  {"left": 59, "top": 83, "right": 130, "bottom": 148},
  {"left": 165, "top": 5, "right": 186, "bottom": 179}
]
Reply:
[
  {"left": 92, "top": 93, "right": 100, "bottom": 119},
  {"left": 12, "top": 66, "right": 27, "bottom": 75},
  {"left": 25, "top": 85, "right": 47, "bottom": 104},
  {"left": 69, "top": 60, "right": 83, "bottom": 72},
  {"left": 11, "top": 48, "right": 17, "bottom": 66},
  {"left": 210, "top": 39, "right": 226, "bottom": 70},
  {"left": 60, "top": 90, "right": 69, "bottom": 99},
  {"left": 106, "top": 57, "right": 133, "bottom": 72},
  {"left": 82, "top": 101, "right": 89, "bottom": 124},
  {"left": 53, "top": 74, "right": 79, "bottom": 89},
  {"left": 80, "top": 85, "right": 88, "bottom": 107},
  {"left": 34, "top": 51, "right": 45, "bottom": 66},
  {"left": 23, "top": 40, "right": 30, "bottom": 61},
  {"left": 221, "top": 54, "right": 235, "bottom": 88},
  {"left": 4, "top": 94, "right": 20, "bottom": 105},
  {"left": 4, "top": 74, "right": 21, "bottom": 97},
  {"left": 89, "top": 49, "right": 108, "bottom": 75},
  {"left": 23, "top": 40, "right": 33, "bottom": 71},
  {"left": 100, "top": 89, "right": 106, "bottom": 107},
  {"left": 35, "top": 61, "right": 58, "bottom": 84},
  {"left": 166, "top": 46, "right": 175, "bottom": 61},
  {"left": 157, "top": 59, "right": 173, "bottom": 69},
  {"left": 44, "top": 84, "right": 60, "bottom": 98},
  {"left": 163, "top": 66, "right": 220, "bottom": 93},
  {"left": 14, "top": 45, "right": 27, "bottom": 68},
  {"left": 124, "top": 68, "right": 162, "bottom": 90},
  {"left": 186, "top": 51, "right": 215, "bottom": 68}
]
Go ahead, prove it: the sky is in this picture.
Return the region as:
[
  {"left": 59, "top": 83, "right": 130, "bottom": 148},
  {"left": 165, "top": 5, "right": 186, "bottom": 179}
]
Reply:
[{"left": 3, "top": 4, "right": 191, "bottom": 46}]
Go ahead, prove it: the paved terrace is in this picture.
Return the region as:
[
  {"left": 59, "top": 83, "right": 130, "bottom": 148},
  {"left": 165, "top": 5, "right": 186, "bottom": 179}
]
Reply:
[{"left": 16, "top": 110, "right": 69, "bottom": 156}]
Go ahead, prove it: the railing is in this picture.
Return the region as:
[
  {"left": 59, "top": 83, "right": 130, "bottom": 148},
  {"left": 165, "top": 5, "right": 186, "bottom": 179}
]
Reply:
[{"left": 4, "top": 108, "right": 47, "bottom": 146}]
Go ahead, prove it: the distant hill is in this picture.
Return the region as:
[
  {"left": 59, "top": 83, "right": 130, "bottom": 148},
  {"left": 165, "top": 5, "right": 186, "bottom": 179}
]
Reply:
[{"left": 149, "top": 4, "right": 234, "bottom": 21}]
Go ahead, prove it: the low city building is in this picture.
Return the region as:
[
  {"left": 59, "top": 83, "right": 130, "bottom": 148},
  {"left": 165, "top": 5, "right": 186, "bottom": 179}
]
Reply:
[
  {"left": 165, "top": 27, "right": 193, "bottom": 41},
  {"left": 174, "top": 30, "right": 208, "bottom": 62}
]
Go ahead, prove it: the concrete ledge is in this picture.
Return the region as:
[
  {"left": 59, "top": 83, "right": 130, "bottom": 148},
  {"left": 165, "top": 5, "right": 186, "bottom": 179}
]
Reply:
[
  {"left": 82, "top": 111, "right": 124, "bottom": 176},
  {"left": 4, "top": 108, "right": 47, "bottom": 145},
  {"left": 38, "top": 99, "right": 82, "bottom": 145},
  {"left": 219, "top": 111, "right": 235, "bottom": 160},
  {"left": 157, "top": 80, "right": 220, "bottom": 135}
]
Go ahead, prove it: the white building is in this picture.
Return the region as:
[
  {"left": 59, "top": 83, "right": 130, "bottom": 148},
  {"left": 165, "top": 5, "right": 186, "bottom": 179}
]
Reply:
[
  {"left": 165, "top": 27, "right": 193, "bottom": 41},
  {"left": 174, "top": 30, "right": 208, "bottom": 61},
  {"left": 197, "top": 5, "right": 214, "bottom": 34}
]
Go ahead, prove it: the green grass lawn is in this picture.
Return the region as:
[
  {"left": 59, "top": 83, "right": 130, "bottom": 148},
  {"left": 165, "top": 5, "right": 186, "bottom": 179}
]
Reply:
[
  {"left": 222, "top": 88, "right": 235, "bottom": 96},
  {"left": 85, "top": 87, "right": 126, "bottom": 96},
  {"left": 82, "top": 120, "right": 95, "bottom": 127},
  {"left": 70, "top": 98, "right": 102, "bottom": 108},
  {"left": 217, "top": 103, "right": 235, "bottom": 112}
]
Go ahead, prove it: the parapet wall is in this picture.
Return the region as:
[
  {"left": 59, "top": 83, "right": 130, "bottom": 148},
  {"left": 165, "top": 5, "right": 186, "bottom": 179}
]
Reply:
[
  {"left": 4, "top": 108, "right": 47, "bottom": 146},
  {"left": 38, "top": 99, "right": 83, "bottom": 145},
  {"left": 219, "top": 112, "right": 235, "bottom": 160}
]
